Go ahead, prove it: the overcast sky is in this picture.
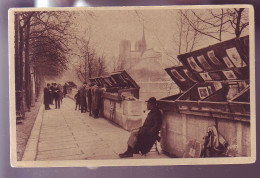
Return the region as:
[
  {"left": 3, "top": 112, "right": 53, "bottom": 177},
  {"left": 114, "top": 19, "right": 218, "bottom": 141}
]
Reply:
[{"left": 71, "top": 7, "right": 249, "bottom": 67}]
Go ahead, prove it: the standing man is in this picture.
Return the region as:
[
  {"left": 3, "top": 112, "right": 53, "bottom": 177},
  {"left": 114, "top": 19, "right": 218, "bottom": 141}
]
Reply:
[
  {"left": 50, "top": 83, "right": 54, "bottom": 105},
  {"left": 87, "top": 83, "right": 93, "bottom": 116},
  {"left": 97, "top": 84, "right": 106, "bottom": 117},
  {"left": 80, "top": 82, "right": 88, "bottom": 113},
  {"left": 74, "top": 89, "right": 81, "bottom": 110},
  {"left": 44, "top": 83, "right": 51, "bottom": 110},
  {"left": 58, "top": 84, "right": 63, "bottom": 104},
  {"left": 91, "top": 83, "right": 99, "bottom": 118},
  {"left": 63, "top": 83, "right": 68, "bottom": 98},
  {"left": 119, "top": 97, "right": 162, "bottom": 158},
  {"left": 53, "top": 83, "right": 61, "bottom": 109}
]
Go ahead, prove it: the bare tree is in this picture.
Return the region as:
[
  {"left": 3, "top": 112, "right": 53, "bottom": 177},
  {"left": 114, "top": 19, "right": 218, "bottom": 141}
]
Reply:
[
  {"left": 171, "top": 10, "right": 201, "bottom": 56},
  {"left": 75, "top": 37, "right": 107, "bottom": 83},
  {"left": 15, "top": 11, "right": 76, "bottom": 113},
  {"left": 181, "top": 8, "right": 249, "bottom": 42}
]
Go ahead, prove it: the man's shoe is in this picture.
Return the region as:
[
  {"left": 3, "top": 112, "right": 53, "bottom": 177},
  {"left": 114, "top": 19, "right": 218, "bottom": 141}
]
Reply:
[{"left": 119, "top": 152, "right": 133, "bottom": 158}]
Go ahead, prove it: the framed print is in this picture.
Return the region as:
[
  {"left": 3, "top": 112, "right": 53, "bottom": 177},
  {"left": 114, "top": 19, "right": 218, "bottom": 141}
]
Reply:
[
  {"left": 198, "top": 87, "right": 210, "bottom": 99},
  {"left": 226, "top": 47, "right": 247, "bottom": 67},
  {"left": 199, "top": 72, "right": 212, "bottom": 81},
  {"left": 223, "top": 56, "right": 234, "bottom": 68},
  {"left": 171, "top": 69, "right": 186, "bottom": 82},
  {"left": 223, "top": 70, "right": 238, "bottom": 80},
  {"left": 213, "top": 82, "right": 223, "bottom": 91},
  {"left": 187, "top": 56, "right": 203, "bottom": 72},
  {"left": 208, "top": 72, "right": 222, "bottom": 80},
  {"left": 197, "top": 55, "right": 212, "bottom": 70},
  {"left": 207, "top": 50, "right": 222, "bottom": 65},
  {"left": 183, "top": 69, "right": 197, "bottom": 82}
]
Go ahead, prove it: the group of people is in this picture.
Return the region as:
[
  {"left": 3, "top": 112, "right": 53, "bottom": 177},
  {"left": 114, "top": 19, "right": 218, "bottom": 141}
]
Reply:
[
  {"left": 44, "top": 81, "right": 163, "bottom": 158},
  {"left": 74, "top": 82, "right": 106, "bottom": 119},
  {"left": 44, "top": 83, "right": 68, "bottom": 110}
]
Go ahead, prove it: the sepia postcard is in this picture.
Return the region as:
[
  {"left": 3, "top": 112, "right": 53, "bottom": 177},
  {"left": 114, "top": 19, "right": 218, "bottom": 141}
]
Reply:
[{"left": 9, "top": 5, "right": 256, "bottom": 167}]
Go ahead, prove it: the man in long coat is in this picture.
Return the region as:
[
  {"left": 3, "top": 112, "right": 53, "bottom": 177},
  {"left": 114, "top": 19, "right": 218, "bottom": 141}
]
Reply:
[
  {"left": 53, "top": 84, "right": 61, "bottom": 109},
  {"left": 87, "top": 83, "right": 93, "bottom": 116},
  {"left": 91, "top": 83, "right": 99, "bottom": 118},
  {"left": 63, "top": 83, "right": 68, "bottom": 98},
  {"left": 119, "top": 97, "right": 162, "bottom": 158},
  {"left": 44, "top": 83, "right": 51, "bottom": 110},
  {"left": 80, "top": 82, "right": 88, "bottom": 113}
]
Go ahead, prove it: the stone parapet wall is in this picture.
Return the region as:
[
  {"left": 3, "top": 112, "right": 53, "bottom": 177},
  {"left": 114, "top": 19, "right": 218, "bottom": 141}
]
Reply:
[
  {"left": 103, "top": 98, "right": 143, "bottom": 131},
  {"left": 160, "top": 111, "right": 251, "bottom": 157}
]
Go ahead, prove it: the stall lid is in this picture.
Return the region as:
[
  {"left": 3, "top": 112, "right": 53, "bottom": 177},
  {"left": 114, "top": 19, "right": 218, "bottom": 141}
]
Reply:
[
  {"left": 89, "top": 78, "right": 96, "bottom": 85},
  {"left": 103, "top": 76, "right": 118, "bottom": 88},
  {"left": 165, "top": 65, "right": 197, "bottom": 91},
  {"left": 110, "top": 70, "right": 140, "bottom": 89},
  {"left": 231, "top": 86, "right": 250, "bottom": 102},
  {"left": 177, "top": 36, "right": 249, "bottom": 82}
]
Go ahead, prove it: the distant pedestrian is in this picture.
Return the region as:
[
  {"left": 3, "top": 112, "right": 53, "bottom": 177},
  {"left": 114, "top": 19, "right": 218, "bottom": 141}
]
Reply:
[
  {"left": 63, "top": 83, "right": 68, "bottom": 98},
  {"left": 58, "top": 84, "right": 63, "bottom": 104},
  {"left": 53, "top": 84, "right": 61, "bottom": 109},
  {"left": 50, "top": 83, "right": 55, "bottom": 105},
  {"left": 91, "top": 83, "right": 105, "bottom": 118},
  {"left": 44, "top": 83, "right": 51, "bottom": 110},
  {"left": 80, "top": 82, "right": 88, "bottom": 113},
  {"left": 87, "top": 83, "right": 93, "bottom": 116},
  {"left": 74, "top": 90, "right": 81, "bottom": 110}
]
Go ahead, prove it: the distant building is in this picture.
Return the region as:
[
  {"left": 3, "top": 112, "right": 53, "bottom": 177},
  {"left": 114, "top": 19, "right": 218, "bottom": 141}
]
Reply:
[
  {"left": 118, "top": 25, "right": 147, "bottom": 70},
  {"left": 118, "top": 25, "right": 179, "bottom": 101}
]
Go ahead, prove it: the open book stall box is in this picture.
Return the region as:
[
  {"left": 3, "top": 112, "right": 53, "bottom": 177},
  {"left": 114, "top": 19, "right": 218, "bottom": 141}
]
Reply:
[
  {"left": 157, "top": 36, "right": 250, "bottom": 158},
  {"left": 89, "top": 70, "right": 143, "bottom": 131}
]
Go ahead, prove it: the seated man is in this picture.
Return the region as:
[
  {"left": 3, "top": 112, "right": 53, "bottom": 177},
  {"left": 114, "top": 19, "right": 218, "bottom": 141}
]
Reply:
[{"left": 119, "top": 97, "right": 162, "bottom": 158}]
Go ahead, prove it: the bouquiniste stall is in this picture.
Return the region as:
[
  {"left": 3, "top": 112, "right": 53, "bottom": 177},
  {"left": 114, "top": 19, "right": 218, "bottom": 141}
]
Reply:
[
  {"left": 158, "top": 36, "right": 250, "bottom": 158},
  {"left": 90, "top": 70, "right": 143, "bottom": 131}
]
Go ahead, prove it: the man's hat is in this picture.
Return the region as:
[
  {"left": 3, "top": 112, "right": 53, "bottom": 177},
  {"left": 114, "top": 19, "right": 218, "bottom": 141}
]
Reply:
[{"left": 146, "top": 97, "right": 157, "bottom": 104}]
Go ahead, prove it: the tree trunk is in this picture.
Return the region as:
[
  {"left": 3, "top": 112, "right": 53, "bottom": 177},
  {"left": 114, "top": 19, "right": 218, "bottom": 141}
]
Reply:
[
  {"left": 235, "top": 8, "right": 244, "bottom": 38},
  {"left": 24, "top": 16, "right": 32, "bottom": 111},
  {"left": 15, "top": 13, "right": 25, "bottom": 119},
  {"left": 18, "top": 14, "right": 26, "bottom": 119}
]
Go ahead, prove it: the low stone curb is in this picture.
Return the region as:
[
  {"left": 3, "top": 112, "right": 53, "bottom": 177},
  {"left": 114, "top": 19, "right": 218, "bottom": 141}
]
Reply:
[{"left": 22, "top": 104, "right": 44, "bottom": 161}]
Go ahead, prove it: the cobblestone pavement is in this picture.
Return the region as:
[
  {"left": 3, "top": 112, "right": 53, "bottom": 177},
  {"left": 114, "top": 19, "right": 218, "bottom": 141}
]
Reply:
[{"left": 28, "top": 98, "right": 168, "bottom": 161}]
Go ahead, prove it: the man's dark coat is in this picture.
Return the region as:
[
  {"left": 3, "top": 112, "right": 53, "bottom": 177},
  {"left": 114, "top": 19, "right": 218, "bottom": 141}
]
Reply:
[
  {"left": 136, "top": 108, "right": 162, "bottom": 154},
  {"left": 44, "top": 87, "right": 51, "bottom": 105}
]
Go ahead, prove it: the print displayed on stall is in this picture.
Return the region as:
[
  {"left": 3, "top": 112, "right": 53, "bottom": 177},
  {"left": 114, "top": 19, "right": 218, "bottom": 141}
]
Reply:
[
  {"left": 213, "top": 82, "right": 223, "bottom": 91},
  {"left": 197, "top": 55, "right": 212, "bottom": 70},
  {"left": 171, "top": 69, "right": 186, "bottom": 82},
  {"left": 198, "top": 87, "right": 210, "bottom": 99},
  {"left": 222, "top": 70, "right": 238, "bottom": 80},
  {"left": 187, "top": 56, "right": 203, "bottom": 72},
  {"left": 199, "top": 72, "right": 212, "bottom": 81},
  {"left": 222, "top": 56, "right": 235, "bottom": 68},
  {"left": 207, "top": 50, "right": 222, "bottom": 65},
  {"left": 183, "top": 69, "right": 197, "bottom": 82},
  {"left": 226, "top": 47, "right": 247, "bottom": 68}
]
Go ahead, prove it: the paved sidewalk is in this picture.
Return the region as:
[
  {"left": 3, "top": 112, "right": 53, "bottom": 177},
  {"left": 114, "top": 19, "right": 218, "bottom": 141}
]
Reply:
[{"left": 23, "top": 98, "right": 168, "bottom": 161}]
